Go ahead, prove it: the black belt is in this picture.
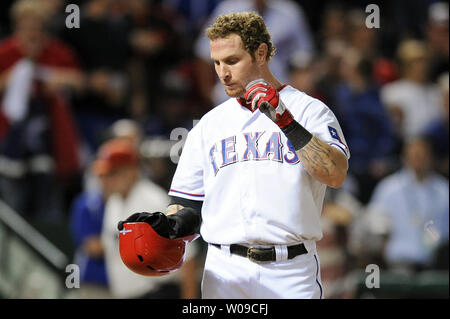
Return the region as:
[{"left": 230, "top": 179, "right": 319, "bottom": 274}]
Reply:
[{"left": 211, "top": 243, "right": 308, "bottom": 263}]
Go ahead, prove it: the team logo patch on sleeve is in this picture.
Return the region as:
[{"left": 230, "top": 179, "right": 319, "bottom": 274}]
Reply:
[
  {"left": 328, "top": 126, "right": 349, "bottom": 156},
  {"left": 328, "top": 126, "right": 343, "bottom": 143}
]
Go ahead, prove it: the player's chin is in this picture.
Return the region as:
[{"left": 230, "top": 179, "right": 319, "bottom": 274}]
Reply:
[{"left": 224, "top": 86, "right": 244, "bottom": 98}]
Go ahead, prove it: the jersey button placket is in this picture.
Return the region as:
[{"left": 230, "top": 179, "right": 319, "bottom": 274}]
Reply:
[{"left": 239, "top": 112, "right": 261, "bottom": 241}]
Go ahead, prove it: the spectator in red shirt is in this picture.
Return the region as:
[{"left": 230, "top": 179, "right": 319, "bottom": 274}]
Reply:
[{"left": 0, "top": 0, "right": 84, "bottom": 224}]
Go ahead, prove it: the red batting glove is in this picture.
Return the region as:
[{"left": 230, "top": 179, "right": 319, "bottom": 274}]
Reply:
[{"left": 244, "top": 79, "right": 294, "bottom": 129}]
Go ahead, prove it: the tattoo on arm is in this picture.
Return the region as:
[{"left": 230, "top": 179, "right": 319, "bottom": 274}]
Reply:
[{"left": 297, "top": 136, "right": 338, "bottom": 179}]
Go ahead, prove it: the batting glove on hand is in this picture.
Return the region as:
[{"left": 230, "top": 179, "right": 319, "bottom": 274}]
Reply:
[
  {"left": 118, "top": 212, "right": 174, "bottom": 239},
  {"left": 244, "top": 79, "right": 294, "bottom": 129}
]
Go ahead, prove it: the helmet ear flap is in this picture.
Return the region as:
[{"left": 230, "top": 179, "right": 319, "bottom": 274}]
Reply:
[{"left": 119, "top": 222, "right": 192, "bottom": 276}]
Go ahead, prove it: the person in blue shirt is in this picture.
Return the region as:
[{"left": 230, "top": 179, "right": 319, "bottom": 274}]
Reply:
[
  {"left": 332, "top": 50, "right": 398, "bottom": 204},
  {"left": 69, "top": 185, "right": 110, "bottom": 298},
  {"left": 368, "top": 136, "right": 449, "bottom": 272}
]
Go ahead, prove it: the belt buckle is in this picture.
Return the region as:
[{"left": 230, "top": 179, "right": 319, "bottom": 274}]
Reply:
[
  {"left": 247, "top": 247, "right": 259, "bottom": 263},
  {"left": 247, "top": 247, "right": 270, "bottom": 263}
]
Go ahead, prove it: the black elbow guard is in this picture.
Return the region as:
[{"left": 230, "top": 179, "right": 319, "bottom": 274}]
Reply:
[{"left": 167, "top": 207, "right": 201, "bottom": 238}]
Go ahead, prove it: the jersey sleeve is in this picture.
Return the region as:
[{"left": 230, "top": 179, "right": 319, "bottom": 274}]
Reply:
[
  {"left": 301, "top": 98, "right": 350, "bottom": 159},
  {"left": 168, "top": 124, "right": 205, "bottom": 201}
]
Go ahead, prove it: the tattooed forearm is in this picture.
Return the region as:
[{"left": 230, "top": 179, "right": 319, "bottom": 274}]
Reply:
[
  {"left": 299, "top": 136, "right": 335, "bottom": 172},
  {"left": 297, "top": 135, "right": 347, "bottom": 188}
]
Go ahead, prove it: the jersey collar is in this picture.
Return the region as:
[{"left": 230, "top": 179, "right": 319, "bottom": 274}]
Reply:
[{"left": 236, "top": 84, "right": 288, "bottom": 112}]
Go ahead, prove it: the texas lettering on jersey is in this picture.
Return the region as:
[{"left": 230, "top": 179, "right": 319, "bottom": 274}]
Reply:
[{"left": 209, "top": 131, "right": 300, "bottom": 176}]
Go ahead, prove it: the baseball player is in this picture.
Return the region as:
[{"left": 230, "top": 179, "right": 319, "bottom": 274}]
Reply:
[{"left": 119, "top": 11, "right": 349, "bottom": 299}]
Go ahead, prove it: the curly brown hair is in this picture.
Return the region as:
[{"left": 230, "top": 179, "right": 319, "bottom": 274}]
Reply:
[{"left": 205, "top": 11, "right": 276, "bottom": 61}]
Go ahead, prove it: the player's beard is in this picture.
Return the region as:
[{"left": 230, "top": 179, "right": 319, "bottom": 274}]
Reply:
[{"left": 224, "top": 84, "right": 245, "bottom": 98}]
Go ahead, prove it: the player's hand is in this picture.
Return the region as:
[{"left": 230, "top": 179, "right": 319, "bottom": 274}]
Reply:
[
  {"left": 244, "top": 79, "right": 294, "bottom": 129},
  {"left": 118, "top": 212, "right": 174, "bottom": 239}
]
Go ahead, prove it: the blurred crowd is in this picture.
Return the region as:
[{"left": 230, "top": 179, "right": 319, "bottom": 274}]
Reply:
[{"left": 0, "top": 0, "right": 448, "bottom": 298}]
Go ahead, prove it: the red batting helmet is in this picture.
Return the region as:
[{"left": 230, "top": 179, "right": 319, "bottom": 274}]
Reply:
[{"left": 119, "top": 222, "right": 198, "bottom": 276}]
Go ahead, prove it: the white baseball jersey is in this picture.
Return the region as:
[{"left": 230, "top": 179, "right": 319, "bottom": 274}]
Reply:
[{"left": 169, "top": 85, "right": 349, "bottom": 246}]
